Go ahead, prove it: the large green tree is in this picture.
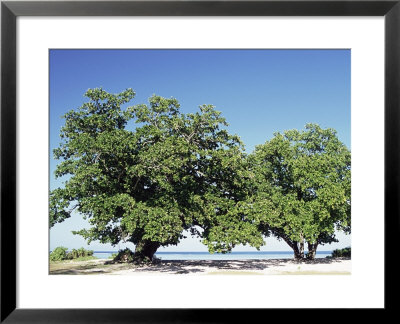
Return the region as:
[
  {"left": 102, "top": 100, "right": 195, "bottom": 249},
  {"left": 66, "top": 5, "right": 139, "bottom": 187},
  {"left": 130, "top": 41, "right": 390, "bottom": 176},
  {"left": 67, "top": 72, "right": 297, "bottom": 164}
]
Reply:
[
  {"left": 50, "top": 88, "right": 263, "bottom": 261},
  {"left": 248, "top": 124, "right": 351, "bottom": 260}
]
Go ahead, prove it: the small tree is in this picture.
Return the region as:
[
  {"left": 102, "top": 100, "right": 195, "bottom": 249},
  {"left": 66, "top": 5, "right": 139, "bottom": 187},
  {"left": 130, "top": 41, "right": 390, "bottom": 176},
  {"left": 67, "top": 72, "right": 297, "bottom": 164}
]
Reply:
[
  {"left": 49, "top": 246, "right": 69, "bottom": 261},
  {"left": 330, "top": 247, "right": 351, "bottom": 258},
  {"left": 50, "top": 88, "right": 263, "bottom": 262},
  {"left": 248, "top": 124, "right": 351, "bottom": 260}
]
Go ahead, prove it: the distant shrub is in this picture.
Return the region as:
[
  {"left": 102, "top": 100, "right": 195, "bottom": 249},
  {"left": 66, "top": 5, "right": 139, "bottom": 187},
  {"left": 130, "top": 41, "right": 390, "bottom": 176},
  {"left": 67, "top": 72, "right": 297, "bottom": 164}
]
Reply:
[
  {"left": 49, "top": 246, "right": 68, "bottom": 261},
  {"left": 107, "top": 248, "right": 161, "bottom": 265},
  {"left": 67, "top": 247, "right": 94, "bottom": 260},
  {"left": 50, "top": 246, "right": 94, "bottom": 262},
  {"left": 330, "top": 247, "right": 351, "bottom": 258},
  {"left": 111, "top": 248, "right": 135, "bottom": 263}
]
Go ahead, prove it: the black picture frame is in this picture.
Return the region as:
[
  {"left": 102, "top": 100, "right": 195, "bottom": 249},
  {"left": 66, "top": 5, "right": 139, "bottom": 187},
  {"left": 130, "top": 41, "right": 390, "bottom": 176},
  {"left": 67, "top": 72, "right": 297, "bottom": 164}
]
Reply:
[{"left": 1, "top": 0, "right": 398, "bottom": 322}]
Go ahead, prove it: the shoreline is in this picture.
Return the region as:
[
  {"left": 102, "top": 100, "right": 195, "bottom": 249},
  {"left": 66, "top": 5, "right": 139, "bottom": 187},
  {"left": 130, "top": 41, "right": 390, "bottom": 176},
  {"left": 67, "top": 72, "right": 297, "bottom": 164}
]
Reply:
[{"left": 49, "top": 258, "right": 351, "bottom": 275}]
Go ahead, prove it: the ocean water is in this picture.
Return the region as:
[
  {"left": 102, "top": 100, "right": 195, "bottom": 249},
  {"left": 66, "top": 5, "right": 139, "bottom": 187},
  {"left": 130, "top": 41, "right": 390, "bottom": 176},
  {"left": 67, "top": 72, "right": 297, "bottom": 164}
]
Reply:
[{"left": 93, "top": 251, "right": 332, "bottom": 260}]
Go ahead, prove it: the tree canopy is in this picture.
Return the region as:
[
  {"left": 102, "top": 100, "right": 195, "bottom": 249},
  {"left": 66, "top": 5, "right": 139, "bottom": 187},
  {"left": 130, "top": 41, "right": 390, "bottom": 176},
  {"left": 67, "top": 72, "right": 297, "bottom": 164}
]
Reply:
[
  {"left": 247, "top": 124, "right": 351, "bottom": 259},
  {"left": 50, "top": 88, "right": 263, "bottom": 261},
  {"left": 50, "top": 88, "right": 351, "bottom": 262}
]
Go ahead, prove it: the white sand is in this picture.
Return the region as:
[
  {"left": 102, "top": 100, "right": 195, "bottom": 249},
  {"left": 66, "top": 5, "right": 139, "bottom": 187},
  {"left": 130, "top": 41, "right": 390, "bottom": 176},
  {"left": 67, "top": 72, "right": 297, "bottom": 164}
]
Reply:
[
  {"left": 105, "top": 258, "right": 351, "bottom": 276},
  {"left": 50, "top": 258, "right": 351, "bottom": 275}
]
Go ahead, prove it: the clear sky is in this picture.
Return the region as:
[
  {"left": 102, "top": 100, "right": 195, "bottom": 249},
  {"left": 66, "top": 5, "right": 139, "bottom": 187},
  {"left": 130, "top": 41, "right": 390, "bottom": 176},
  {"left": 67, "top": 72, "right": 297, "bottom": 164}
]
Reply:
[{"left": 50, "top": 49, "right": 351, "bottom": 252}]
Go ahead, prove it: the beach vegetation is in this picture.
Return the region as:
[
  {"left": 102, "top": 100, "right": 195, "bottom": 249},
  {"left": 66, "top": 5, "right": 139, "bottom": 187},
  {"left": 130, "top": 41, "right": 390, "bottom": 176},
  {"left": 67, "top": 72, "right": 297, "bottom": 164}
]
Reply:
[
  {"left": 110, "top": 248, "right": 135, "bottom": 263},
  {"left": 50, "top": 246, "right": 94, "bottom": 261},
  {"left": 50, "top": 246, "right": 69, "bottom": 261},
  {"left": 329, "top": 247, "right": 351, "bottom": 258},
  {"left": 68, "top": 247, "right": 94, "bottom": 259}
]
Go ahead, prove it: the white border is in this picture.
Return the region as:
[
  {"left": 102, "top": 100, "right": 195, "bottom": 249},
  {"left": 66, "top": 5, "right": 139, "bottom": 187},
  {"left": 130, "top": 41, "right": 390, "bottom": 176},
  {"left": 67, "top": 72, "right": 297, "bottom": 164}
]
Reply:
[{"left": 17, "top": 17, "right": 384, "bottom": 308}]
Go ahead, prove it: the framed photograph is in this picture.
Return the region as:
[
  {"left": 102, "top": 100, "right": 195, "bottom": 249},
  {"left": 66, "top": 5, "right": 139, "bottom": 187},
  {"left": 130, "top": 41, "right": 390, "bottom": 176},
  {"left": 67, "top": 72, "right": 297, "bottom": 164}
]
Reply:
[{"left": 1, "top": 0, "right": 398, "bottom": 322}]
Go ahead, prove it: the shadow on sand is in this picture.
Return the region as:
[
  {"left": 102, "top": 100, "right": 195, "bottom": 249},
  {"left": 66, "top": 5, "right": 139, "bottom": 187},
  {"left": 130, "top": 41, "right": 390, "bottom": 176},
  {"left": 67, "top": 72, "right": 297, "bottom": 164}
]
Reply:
[
  {"left": 49, "top": 257, "right": 350, "bottom": 275},
  {"left": 131, "top": 258, "right": 349, "bottom": 275}
]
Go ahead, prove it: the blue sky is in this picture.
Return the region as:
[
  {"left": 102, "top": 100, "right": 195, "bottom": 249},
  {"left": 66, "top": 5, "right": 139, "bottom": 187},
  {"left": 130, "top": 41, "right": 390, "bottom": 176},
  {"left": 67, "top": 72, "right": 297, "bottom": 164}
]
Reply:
[{"left": 50, "top": 49, "right": 351, "bottom": 252}]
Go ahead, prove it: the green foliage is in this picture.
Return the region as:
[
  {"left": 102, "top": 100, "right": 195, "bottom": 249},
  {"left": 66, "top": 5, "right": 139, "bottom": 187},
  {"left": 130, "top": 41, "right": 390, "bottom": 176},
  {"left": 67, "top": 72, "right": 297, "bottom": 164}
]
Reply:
[
  {"left": 49, "top": 246, "right": 94, "bottom": 262},
  {"left": 247, "top": 124, "right": 351, "bottom": 259},
  {"left": 330, "top": 247, "right": 351, "bottom": 258},
  {"left": 50, "top": 88, "right": 350, "bottom": 260},
  {"left": 111, "top": 248, "right": 135, "bottom": 263},
  {"left": 50, "top": 88, "right": 261, "bottom": 258},
  {"left": 49, "top": 246, "right": 69, "bottom": 261},
  {"left": 67, "top": 247, "right": 94, "bottom": 259}
]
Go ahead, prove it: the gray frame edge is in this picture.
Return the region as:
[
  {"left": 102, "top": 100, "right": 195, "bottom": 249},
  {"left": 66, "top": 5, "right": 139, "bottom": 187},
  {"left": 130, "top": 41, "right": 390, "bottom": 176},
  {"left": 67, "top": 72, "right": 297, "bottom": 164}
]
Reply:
[
  {"left": 1, "top": 0, "right": 399, "bottom": 323},
  {"left": 2, "top": 0, "right": 399, "bottom": 16},
  {"left": 1, "top": 1, "right": 16, "bottom": 323},
  {"left": 384, "top": 1, "right": 400, "bottom": 312}
]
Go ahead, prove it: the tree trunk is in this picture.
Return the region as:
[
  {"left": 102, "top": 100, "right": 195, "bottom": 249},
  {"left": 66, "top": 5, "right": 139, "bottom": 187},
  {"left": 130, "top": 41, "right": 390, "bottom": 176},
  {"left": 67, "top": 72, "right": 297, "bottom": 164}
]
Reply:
[
  {"left": 292, "top": 242, "right": 305, "bottom": 260},
  {"left": 284, "top": 240, "right": 304, "bottom": 260},
  {"left": 292, "top": 234, "right": 305, "bottom": 260},
  {"left": 134, "top": 240, "right": 160, "bottom": 262},
  {"left": 281, "top": 235, "right": 305, "bottom": 260},
  {"left": 298, "top": 235, "right": 305, "bottom": 259},
  {"left": 306, "top": 242, "right": 318, "bottom": 260},
  {"left": 293, "top": 244, "right": 302, "bottom": 260}
]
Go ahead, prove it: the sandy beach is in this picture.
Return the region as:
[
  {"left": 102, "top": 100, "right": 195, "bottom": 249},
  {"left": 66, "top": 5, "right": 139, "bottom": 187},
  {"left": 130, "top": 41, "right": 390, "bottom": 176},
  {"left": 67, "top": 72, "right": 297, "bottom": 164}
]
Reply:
[{"left": 50, "top": 258, "right": 351, "bottom": 275}]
